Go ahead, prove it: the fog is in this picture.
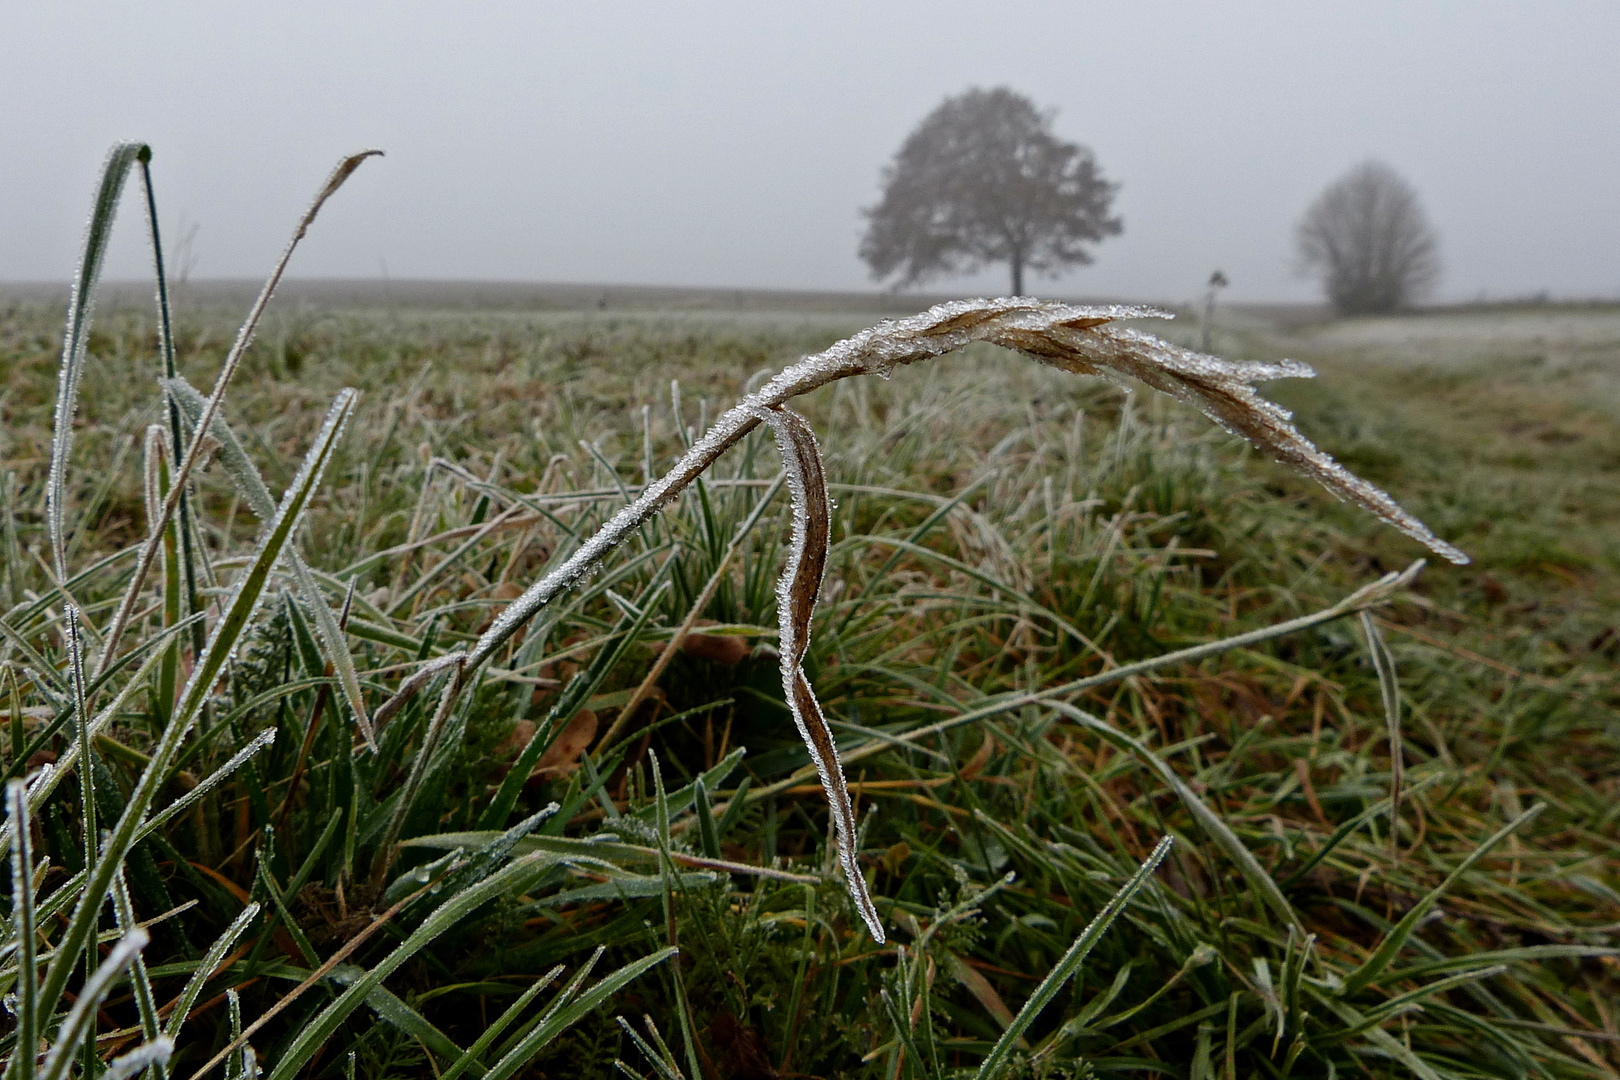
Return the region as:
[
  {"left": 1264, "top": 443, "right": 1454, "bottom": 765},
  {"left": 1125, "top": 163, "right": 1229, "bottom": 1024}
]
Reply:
[{"left": 4, "top": 1, "right": 1617, "bottom": 303}]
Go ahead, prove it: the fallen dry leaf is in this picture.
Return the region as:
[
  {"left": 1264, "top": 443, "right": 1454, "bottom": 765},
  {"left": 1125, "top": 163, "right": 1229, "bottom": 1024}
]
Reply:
[
  {"left": 528, "top": 707, "right": 597, "bottom": 784},
  {"left": 681, "top": 631, "right": 751, "bottom": 666},
  {"left": 495, "top": 709, "right": 598, "bottom": 786}
]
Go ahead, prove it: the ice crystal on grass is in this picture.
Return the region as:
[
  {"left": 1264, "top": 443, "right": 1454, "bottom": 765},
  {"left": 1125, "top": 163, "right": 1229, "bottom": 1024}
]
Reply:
[{"left": 442, "top": 297, "right": 1468, "bottom": 938}]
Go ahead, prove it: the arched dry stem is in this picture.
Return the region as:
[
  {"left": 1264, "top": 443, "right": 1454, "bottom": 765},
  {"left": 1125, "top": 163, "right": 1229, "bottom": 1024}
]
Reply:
[{"left": 377, "top": 296, "right": 1466, "bottom": 939}]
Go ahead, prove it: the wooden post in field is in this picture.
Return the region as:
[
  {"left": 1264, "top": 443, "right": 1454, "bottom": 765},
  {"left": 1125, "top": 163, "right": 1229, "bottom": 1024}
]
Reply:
[{"left": 1201, "top": 269, "right": 1228, "bottom": 353}]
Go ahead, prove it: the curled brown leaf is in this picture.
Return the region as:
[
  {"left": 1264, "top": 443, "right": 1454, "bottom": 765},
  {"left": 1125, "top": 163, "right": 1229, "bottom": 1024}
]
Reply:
[{"left": 747, "top": 402, "right": 886, "bottom": 943}]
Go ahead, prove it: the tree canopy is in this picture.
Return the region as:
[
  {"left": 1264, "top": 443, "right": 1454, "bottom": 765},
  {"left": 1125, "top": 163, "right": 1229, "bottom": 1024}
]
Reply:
[
  {"left": 1297, "top": 161, "right": 1440, "bottom": 315},
  {"left": 859, "top": 87, "right": 1121, "bottom": 296}
]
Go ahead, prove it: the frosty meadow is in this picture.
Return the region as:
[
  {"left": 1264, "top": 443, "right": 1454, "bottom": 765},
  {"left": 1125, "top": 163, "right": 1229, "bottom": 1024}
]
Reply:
[{"left": 2, "top": 145, "right": 1616, "bottom": 1078}]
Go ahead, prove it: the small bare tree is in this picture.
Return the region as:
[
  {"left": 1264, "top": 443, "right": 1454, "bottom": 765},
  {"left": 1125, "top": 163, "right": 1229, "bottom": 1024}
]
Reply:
[
  {"left": 860, "top": 87, "right": 1121, "bottom": 296},
  {"left": 1297, "top": 161, "right": 1439, "bottom": 315}
]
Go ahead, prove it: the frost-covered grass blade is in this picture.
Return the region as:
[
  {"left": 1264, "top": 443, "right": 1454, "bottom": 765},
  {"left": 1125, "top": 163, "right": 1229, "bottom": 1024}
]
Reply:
[{"left": 46, "top": 142, "right": 145, "bottom": 587}]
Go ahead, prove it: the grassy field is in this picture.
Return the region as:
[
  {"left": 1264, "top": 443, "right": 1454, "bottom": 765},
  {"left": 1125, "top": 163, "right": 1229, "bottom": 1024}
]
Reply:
[{"left": 3, "top": 277, "right": 1620, "bottom": 1079}]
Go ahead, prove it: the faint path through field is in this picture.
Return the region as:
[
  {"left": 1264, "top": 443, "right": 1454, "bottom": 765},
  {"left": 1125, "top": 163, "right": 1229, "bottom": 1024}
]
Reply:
[{"left": 1285, "top": 305, "right": 1620, "bottom": 368}]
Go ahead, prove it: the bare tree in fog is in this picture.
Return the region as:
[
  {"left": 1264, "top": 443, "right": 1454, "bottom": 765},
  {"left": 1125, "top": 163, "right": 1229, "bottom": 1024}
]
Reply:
[
  {"left": 860, "top": 87, "right": 1121, "bottom": 296},
  {"left": 1298, "top": 161, "right": 1439, "bottom": 315}
]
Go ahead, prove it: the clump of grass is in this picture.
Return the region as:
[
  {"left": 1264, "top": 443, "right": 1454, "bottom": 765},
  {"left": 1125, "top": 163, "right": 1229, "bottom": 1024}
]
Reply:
[{"left": 1, "top": 144, "right": 1616, "bottom": 1079}]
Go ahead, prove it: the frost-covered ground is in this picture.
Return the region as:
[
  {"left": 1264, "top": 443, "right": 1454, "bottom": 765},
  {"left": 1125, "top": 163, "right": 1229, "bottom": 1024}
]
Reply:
[{"left": 1287, "top": 304, "right": 1620, "bottom": 368}]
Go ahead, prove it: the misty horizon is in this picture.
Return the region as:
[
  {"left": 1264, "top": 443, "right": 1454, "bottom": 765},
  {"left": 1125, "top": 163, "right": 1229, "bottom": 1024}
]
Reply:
[
  {"left": 6, "top": 277, "right": 1608, "bottom": 315},
  {"left": 5, "top": 2, "right": 1618, "bottom": 305}
]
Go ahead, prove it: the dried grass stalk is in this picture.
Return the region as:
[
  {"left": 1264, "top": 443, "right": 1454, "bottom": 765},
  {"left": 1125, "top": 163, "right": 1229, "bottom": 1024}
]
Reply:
[
  {"left": 397, "top": 297, "right": 1467, "bottom": 939},
  {"left": 748, "top": 403, "right": 883, "bottom": 940}
]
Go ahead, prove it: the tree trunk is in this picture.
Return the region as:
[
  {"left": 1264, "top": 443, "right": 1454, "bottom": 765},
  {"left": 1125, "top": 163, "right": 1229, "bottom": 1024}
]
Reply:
[{"left": 1010, "top": 256, "right": 1024, "bottom": 297}]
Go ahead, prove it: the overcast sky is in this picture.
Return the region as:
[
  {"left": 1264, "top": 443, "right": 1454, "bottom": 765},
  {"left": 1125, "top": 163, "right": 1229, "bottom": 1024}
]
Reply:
[{"left": 4, "top": 2, "right": 1617, "bottom": 303}]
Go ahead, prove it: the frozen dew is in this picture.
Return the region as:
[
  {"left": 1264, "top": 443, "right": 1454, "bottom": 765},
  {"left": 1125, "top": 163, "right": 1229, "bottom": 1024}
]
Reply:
[{"left": 447, "top": 296, "right": 1468, "bottom": 941}]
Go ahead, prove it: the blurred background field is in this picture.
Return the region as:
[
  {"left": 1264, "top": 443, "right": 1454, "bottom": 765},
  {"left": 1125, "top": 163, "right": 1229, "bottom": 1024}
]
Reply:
[{"left": 3, "top": 286, "right": 1620, "bottom": 1077}]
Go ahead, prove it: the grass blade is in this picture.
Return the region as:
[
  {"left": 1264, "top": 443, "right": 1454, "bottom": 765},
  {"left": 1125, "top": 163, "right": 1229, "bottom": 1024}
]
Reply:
[
  {"left": 94, "top": 150, "right": 380, "bottom": 678},
  {"left": 33, "top": 388, "right": 357, "bottom": 1029},
  {"left": 480, "top": 947, "right": 679, "bottom": 1080},
  {"left": 162, "top": 903, "right": 261, "bottom": 1044},
  {"left": 163, "top": 375, "right": 375, "bottom": 745},
  {"left": 1049, "top": 701, "right": 1303, "bottom": 932},
  {"left": 693, "top": 776, "right": 720, "bottom": 860},
  {"left": 63, "top": 606, "right": 96, "bottom": 886},
  {"left": 138, "top": 729, "right": 276, "bottom": 841},
  {"left": 47, "top": 142, "right": 145, "bottom": 586},
  {"left": 38, "top": 928, "right": 149, "bottom": 1080},
  {"left": 111, "top": 874, "right": 161, "bottom": 1036},
  {"left": 749, "top": 403, "right": 884, "bottom": 942},
  {"left": 975, "top": 836, "right": 1173, "bottom": 1080},
  {"left": 371, "top": 661, "right": 462, "bottom": 880},
  {"left": 8, "top": 781, "right": 40, "bottom": 1080},
  {"left": 1338, "top": 803, "right": 1545, "bottom": 997},
  {"left": 616, "top": 1015, "right": 687, "bottom": 1080},
  {"left": 437, "top": 966, "right": 566, "bottom": 1080},
  {"left": 1359, "top": 609, "right": 1405, "bottom": 866}
]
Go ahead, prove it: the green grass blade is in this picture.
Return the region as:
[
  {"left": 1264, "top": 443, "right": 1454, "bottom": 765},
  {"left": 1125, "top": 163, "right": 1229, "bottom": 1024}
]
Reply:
[
  {"left": 975, "top": 836, "right": 1172, "bottom": 1080},
  {"left": 47, "top": 142, "right": 145, "bottom": 586},
  {"left": 261, "top": 849, "right": 562, "bottom": 1080},
  {"left": 1384, "top": 944, "right": 1620, "bottom": 984},
  {"left": 878, "top": 983, "right": 926, "bottom": 1080},
  {"left": 0, "top": 615, "right": 65, "bottom": 697},
  {"left": 162, "top": 902, "right": 261, "bottom": 1044},
  {"left": 1342, "top": 965, "right": 1508, "bottom": 1035},
  {"left": 1338, "top": 803, "right": 1545, "bottom": 997},
  {"left": 615, "top": 1016, "right": 687, "bottom": 1080},
  {"left": 648, "top": 751, "right": 705, "bottom": 1080},
  {"left": 628, "top": 746, "right": 745, "bottom": 826},
  {"left": 140, "top": 150, "right": 210, "bottom": 667},
  {"left": 1359, "top": 610, "right": 1405, "bottom": 865},
  {"left": 37, "top": 928, "right": 149, "bottom": 1080},
  {"left": 1317, "top": 996, "right": 1444, "bottom": 1080},
  {"left": 33, "top": 388, "right": 357, "bottom": 1028},
  {"left": 7, "top": 781, "right": 39, "bottom": 1080},
  {"left": 1277, "top": 775, "right": 1443, "bottom": 891},
  {"left": 110, "top": 872, "right": 166, "bottom": 1078},
  {"left": 162, "top": 374, "right": 375, "bottom": 745},
  {"left": 172, "top": 387, "right": 357, "bottom": 742},
  {"left": 401, "top": 831, "right": 820, "bottom": 884},
  {"left": 479, "top": 947, "right": 679, "bottom": 1080},
  {"left": 135, "top": 150, "right": 177, "bottom": 383},
  {"left": 1050, "top": 702, "right": 1302, "bottom": 932},
  {"left": 161, "top": 378, "right": 272, "bottom": 520},
  {"left": 62, "top": 607, "right": 96, "bottom": 888},
  {"left": 491, "top": 949, "right": 603, "bottom": 1061},
  {"left": 437, "top": 966, "right": 565, "bottom": 1080},
  {"left": 138, "top": 730, "right": 275, "bottom": 841},
  {"left": 693, "top": 777, "right": 721, "bottom": 859}
]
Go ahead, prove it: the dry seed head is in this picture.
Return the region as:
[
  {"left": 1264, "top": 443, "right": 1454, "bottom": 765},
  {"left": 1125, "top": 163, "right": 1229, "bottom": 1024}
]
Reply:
[
  {"left": 749, "top": 298, "right": 1466, "bottom": 564},
  {"left": 439, "top": 298, "right": 1469, "bottom": 941}
]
